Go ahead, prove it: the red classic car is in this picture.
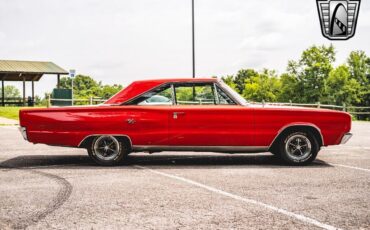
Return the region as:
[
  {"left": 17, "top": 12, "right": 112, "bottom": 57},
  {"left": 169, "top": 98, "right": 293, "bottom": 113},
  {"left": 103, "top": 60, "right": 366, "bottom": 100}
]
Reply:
[{"left": 19, "top": 78, "right": 352, "bottom": 166}]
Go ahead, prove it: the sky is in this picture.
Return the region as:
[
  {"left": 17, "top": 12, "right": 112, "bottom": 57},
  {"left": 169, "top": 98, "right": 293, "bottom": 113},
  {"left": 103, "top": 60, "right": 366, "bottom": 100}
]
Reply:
[{"left": 1, "top": 0, "right": 370, "bottom": 97}]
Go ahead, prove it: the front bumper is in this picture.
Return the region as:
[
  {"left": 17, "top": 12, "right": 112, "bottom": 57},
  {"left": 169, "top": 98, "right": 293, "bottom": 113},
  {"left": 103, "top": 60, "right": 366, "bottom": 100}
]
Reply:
[
  {"left": 340, "top": 133, "right": 352, "bottom": 144},
  {"left": 19, "top": 126, "right": 28, "bottom": 141}
]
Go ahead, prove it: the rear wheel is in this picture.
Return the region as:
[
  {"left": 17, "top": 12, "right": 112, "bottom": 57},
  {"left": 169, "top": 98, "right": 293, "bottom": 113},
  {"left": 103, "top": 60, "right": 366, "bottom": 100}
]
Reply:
[
  {"left": 88, "top": 135, "right": 128, "bottom": 166},
  {"left": 278, "top": 131, "right": 319, "bottom": 165}
]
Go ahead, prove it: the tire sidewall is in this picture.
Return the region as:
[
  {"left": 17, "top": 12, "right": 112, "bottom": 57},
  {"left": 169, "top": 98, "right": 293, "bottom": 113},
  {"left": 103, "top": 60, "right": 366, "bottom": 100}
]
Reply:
[
  {"left": 280, "top": 131, "right": 319, "bottom": 165},
  {"left": 88, "top": 136, "right": 127, "bottom": 166}
]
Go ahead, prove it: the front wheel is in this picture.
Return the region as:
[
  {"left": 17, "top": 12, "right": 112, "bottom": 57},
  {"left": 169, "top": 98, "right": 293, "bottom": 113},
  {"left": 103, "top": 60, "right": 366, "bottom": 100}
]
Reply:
[
  {"left": 278, "top": 131, "right": 319, "bottom": 166},
  {"left": 88, "top": 135, "right": 128, "bottom": 166}
]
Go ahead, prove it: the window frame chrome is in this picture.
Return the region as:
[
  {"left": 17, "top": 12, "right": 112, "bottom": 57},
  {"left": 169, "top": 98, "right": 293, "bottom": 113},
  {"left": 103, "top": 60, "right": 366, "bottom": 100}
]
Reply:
[{"left": 213, "top": 83, "right": 221, "bottom": 105}]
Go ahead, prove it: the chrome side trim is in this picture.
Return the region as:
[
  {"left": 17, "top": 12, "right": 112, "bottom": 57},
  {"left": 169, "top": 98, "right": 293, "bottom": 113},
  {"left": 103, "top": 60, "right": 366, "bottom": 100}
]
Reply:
[
  {"left": 78, "top": 134, "right": 133, "bottom": 148},
  {"left": 268, "top": 123, "right": 325, "bottom": 149},
  {"left": 340, "top": 133, "right": 352, "bottom": 144},
  {"left": 132, "top": 145, "right": 269, "bottom": 153}
]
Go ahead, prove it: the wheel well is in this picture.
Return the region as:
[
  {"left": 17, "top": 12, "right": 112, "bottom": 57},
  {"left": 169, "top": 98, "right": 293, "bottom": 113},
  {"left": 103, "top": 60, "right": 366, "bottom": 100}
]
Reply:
[
  {"left": 269, "top": 126, "right": 323, "bottom": 151},
  {"left": 79, "top": 135, "right": 132, "bottom": 151}
]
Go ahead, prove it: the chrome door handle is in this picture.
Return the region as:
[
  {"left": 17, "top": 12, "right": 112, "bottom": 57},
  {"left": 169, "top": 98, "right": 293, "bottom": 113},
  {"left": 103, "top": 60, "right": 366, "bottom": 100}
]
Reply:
[
  {"left": 173, "top": 112, "right": 185, "bottom": 119},
  {"left": 126, "top": 118, "right": 136, "bottom": 124}
]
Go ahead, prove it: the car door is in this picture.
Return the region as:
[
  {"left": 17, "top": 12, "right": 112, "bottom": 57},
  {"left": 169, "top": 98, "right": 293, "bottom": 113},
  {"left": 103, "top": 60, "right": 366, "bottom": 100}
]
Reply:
[
  {"left": 122, "top": 84, "right": 173, "bottom": 146},
  {"left": 168, "top": 82, "right": 254, "bottom": 147},
  {"left": 119, "top": 106, "right": 169, "bottom": 146}
]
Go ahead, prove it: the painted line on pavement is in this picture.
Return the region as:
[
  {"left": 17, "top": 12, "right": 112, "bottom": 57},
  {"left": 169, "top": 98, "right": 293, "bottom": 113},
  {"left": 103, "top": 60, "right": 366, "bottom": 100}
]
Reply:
[
  {"left": 135, "top": 165, "right": 341, "bottom": 230},
  {"left": 330, "top": 163, "right": 370, "bottom": 173},
  {"left": 325, "top": 146, "right": 370, "bottom": 150}
]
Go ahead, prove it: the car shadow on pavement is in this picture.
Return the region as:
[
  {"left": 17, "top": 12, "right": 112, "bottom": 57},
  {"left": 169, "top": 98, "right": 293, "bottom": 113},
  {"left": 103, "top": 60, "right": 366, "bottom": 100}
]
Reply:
[{"left": 0, "top": 154, "right": 333, "bottom": 169}]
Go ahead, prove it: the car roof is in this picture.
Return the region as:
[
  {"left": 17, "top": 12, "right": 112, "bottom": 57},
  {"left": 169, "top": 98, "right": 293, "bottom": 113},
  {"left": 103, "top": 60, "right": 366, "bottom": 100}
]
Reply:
[
  {"left": 104, "top": 78, "right": 218, "bottom": 105},
  {"left": 132, "top": 78, "right": 217, "bottom": 84}
]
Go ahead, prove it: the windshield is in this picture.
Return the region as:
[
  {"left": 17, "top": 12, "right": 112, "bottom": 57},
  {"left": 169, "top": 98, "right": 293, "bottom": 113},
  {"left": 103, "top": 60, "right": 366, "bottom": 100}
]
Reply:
[{"left": 219, "top": 80, "right": 248, "bottom": 106}]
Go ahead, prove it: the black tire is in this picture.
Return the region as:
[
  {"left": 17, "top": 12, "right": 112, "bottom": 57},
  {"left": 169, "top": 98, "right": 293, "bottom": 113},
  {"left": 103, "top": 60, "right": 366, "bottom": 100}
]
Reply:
[
  {"left": 278, "top": 131, "right": 319, "bottom": 166},
  {"left": 88, "top": 135, "right": 129, "bottom": 166}
]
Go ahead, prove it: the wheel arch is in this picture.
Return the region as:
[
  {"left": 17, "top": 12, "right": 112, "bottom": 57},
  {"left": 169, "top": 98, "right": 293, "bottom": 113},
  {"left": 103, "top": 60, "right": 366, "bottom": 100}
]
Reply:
[
  {"left": 78, "top": 134, "right": 133, "bottom": 151},
  {"left": 268, "top": 124, "right": 324, "bottom": 151}
]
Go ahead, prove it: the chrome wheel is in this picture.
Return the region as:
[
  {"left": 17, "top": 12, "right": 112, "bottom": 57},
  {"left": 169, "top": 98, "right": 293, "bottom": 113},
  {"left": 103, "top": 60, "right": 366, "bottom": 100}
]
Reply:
[
  {"left": 93, "top": 135, "right": 120, "bottom": 161},
  {"left": 285, "top": 134, "right": 312, "bottom": 161}
]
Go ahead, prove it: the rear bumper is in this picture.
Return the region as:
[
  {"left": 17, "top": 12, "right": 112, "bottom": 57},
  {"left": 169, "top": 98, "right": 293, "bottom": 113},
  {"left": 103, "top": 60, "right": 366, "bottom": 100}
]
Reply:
[
  {"left": 340, "top": 133, "right": 352, "bottom": 144},
  {"left": 19, "top": 126, "right": 28, "bottom": 141}
]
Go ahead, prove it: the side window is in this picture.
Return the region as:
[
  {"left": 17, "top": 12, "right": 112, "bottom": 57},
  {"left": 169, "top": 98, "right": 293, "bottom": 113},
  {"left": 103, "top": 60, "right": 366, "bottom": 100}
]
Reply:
[
  {"left": 126, "top": 82, "right": 237, "bottom": 106},
  {"left": 131, "top": 85, "right": 173, "bottom": 106},
  {"left": 175, "top": 83, "right": 216, "bottom": 105},
  {"left": 215, "top": 85, "right": 236, "bottom": 105}
]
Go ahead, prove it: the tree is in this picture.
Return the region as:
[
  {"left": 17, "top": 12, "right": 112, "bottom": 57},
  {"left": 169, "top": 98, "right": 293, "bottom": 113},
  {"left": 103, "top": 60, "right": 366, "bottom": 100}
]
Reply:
[
  {"left": 347, "top": 51, "right": 370, "bottom": 106},
  {"left": 97, "top": 84, "right": 123, "bottom": 99},
  {"left": 0, "top": 85, "right": 21, "bottom": 98},
  {"left": 278, "top": 73, "right": 299, "bottom": 102},
  {"left": 59, "top": 75, "right": 101, "bottom": 98},
  {"left": 288, "top": 45, "right": 336, "bottom": 103},
  {"left": 221, "top": 45, "right": 369, "bottom": 110},
  {"left": 242, "top": 69, "right": 281, "bottom": 102},
  {"left": 233, "top": 69, "right": 258, "bottom": 94},
  {"left": 347, "top": 51, "right": 370, "bottom": 85},
  {"left": 324, "top": 65, "right": 362, "bottom": 106},
  {"left": 58, "top": 75, "right": 123, "bottom": 99}
]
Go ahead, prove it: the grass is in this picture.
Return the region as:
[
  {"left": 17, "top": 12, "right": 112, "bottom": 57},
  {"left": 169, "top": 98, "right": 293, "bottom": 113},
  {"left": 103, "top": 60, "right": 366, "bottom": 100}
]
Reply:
[
  {"left": 0, "top": 107, "right": 22, "bottom": 120},
  {"left": 0, "top": 106, "right": 45, "bottom": 120}
]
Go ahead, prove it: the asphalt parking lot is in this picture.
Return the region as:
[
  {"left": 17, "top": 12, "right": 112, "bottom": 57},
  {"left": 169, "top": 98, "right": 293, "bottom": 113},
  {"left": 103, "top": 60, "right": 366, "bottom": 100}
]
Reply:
[{"left": 0, "top": 122, "right": 369, "bottom": 230}]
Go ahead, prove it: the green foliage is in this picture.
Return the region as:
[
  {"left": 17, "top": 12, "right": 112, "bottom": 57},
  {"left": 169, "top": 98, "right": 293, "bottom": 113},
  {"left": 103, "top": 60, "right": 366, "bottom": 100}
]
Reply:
[
  {"left": 324, "top": 65, "right": 362, "bottom": 105},
  {"left": 222, "top": 45, "right": 369, "bottom": 108},
  {"left": 0, "top": 85, "right": 21, "bottom": 98},
  {"left": 176, "top": 87, "right": 195, "bottom": 102},
  {"left": 347, "top": 51, "right": 370, "bottom": 106},
  {"left": 175, "top": 85, "right": 214, "bottom": 104},
  {"left": 278, "top": 73, "right": 299, "bottom": 102},
  {"left": 243, "top": 69, "right": 281, "bottom": 102},
  {"left": 99, "top": 84, "right": 124, "bottom": 99},
  {"left": 59, "top": 75, "right": 123, "bottom": 99},
  {"left": 288, "top": 44, "right": 336, "bottom": 102},
  {"left": 234, "top": 69, "right": 258, "bottom": 94},
  {"left": 347, "top": 51, "right": 370, "bottom": 85}
]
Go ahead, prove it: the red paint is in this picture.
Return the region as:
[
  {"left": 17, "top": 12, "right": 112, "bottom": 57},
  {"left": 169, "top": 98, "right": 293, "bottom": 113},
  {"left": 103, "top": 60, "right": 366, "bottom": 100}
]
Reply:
[{"left": 19, "top": 78, "right": 351, "bottom": 150}]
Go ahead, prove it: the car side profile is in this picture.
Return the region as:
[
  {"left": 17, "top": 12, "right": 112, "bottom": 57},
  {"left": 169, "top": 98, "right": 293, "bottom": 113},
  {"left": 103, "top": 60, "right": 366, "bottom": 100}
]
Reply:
[{"left": 19, "top": 78, "right": 352, "bottom": 166}]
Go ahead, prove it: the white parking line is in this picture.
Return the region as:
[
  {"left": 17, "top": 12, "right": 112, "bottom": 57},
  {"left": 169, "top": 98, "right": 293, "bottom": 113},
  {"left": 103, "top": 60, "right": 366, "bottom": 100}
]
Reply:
[
  {"left": 326, "top": 146, "right": 370, "bottom": 150},
  {"left": 135, "top": 165, "right": 341, "bottom": 230},
  {"left": 330, "top": 163, "right": 370, "bottom": 173}
]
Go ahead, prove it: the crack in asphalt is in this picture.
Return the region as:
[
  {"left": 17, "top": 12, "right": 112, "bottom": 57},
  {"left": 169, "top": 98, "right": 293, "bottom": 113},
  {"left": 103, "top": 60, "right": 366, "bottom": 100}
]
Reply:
[{"left": 0, "top": 166, "right": 72, "bottom": 230}]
